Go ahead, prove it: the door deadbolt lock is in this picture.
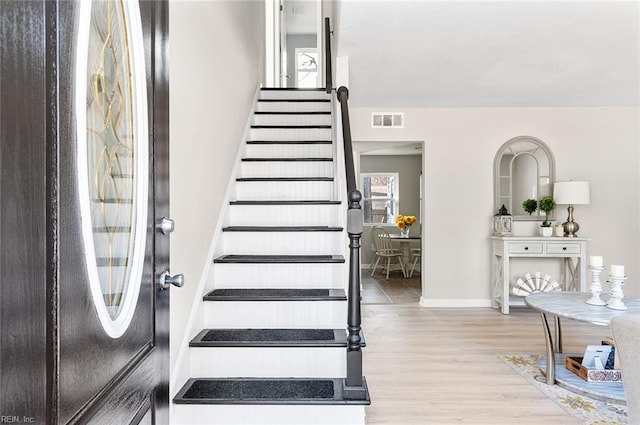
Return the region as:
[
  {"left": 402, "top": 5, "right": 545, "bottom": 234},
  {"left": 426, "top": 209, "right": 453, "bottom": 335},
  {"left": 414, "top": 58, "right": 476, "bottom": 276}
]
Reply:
[
  {"left": 156, "top": 217, "right": 175, "bottom": 235},
  {"left": 157, "top": 271, "right": 184, "bottom": 290}
]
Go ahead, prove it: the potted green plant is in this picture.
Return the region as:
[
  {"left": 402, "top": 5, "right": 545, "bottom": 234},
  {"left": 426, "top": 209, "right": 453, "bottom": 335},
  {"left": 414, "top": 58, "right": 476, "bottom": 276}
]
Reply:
[
  {"left": 522, "top": 199, "right": 538, "bottom": 215},
  {"left": 538, "top": 196, "right": 555, "bottom": 236}
]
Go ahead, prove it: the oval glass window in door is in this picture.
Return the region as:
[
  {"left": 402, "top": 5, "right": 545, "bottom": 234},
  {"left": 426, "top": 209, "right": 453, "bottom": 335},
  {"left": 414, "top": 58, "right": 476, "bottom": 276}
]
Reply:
[{"left": 76, "top": 0, "right": 149, "bottom": 338}]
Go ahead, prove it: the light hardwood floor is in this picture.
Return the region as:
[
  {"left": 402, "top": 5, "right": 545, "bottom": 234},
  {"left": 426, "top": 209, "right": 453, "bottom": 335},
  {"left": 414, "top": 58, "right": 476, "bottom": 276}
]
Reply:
[{"left": 362, "top": 303, "right": 607, "bottom": 424}]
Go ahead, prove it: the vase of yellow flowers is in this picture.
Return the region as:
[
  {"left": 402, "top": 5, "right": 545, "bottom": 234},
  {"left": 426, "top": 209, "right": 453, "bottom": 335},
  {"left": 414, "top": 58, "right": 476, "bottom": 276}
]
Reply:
[{"left": 396, "top": 214, "right": 417, "bottom": 237}]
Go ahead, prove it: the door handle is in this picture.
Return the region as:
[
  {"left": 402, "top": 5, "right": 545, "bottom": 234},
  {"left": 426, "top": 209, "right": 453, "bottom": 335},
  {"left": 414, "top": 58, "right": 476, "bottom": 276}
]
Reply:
[
  {"left": 156, "top": 217, "right": 175, "bottom": 235},
  {"left": 157, "top": 271, "right": 184, "bottom": 290}
]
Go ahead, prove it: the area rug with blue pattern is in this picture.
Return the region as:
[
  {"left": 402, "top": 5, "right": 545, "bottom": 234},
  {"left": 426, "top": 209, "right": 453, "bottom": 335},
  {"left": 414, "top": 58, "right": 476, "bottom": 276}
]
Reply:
[{"left": 499, "top": 354, "right": 628, "bottom": 425}]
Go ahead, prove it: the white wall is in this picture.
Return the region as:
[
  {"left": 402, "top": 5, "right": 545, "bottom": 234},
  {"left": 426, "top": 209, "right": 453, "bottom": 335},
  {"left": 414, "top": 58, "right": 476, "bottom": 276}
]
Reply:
[
  {"left": 350, "top": 106, "right": 640, "bottom": 303},
  {"left": 169, "top": 0, "right": 265, "bottom": 379}
]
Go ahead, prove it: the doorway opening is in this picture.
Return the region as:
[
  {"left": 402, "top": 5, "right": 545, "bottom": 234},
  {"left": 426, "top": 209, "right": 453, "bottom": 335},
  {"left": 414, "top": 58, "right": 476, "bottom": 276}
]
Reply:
[
  {"left": 354, "top": 141, "right": 425, "bottom": 305},
  {"left": 265, "top": 0, "right": 322, "bottom": 88}
]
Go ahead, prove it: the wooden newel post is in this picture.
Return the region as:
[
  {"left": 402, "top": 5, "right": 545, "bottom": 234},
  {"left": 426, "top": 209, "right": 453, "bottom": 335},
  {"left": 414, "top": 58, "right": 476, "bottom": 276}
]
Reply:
[{"left": 343, "top": 189, "right": 367, "bottom": 400}]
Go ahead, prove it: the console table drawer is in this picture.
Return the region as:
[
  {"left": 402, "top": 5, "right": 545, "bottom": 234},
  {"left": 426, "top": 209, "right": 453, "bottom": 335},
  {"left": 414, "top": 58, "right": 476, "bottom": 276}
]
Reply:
[
  {"left": 547, "top": 243, "right": 581, "bottom": 254},
  {"left": 509, "top": 243, "right": 543, "bottom": 254}
]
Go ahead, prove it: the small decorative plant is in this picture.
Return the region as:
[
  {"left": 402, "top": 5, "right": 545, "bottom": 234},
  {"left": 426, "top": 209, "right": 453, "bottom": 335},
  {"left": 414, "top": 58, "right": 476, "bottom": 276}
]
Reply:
[
  {"left": 395, "top": 214, "right": 417, "bottom": 230},
  {"left": 522, "top": 199, "right": 538, "bottom": 216},
  {"left": 538, "top": 196, "right": 555, "bottom": 227}
]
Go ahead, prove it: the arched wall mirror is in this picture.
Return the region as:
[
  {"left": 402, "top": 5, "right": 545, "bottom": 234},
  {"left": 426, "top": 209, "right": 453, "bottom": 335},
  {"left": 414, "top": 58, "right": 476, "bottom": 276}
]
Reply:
[{"left": 494, "top": 136, "right": 555, "bottom": 221}]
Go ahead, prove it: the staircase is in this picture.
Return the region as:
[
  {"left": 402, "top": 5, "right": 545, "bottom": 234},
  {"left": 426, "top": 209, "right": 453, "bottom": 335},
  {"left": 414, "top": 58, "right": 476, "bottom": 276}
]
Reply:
[{"left": 172, "top": 88, "right": 370, "bottom": 425}]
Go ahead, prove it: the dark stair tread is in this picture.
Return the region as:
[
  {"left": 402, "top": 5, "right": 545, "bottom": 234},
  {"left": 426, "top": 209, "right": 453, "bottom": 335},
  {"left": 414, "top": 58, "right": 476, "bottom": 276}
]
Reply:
[
  {"left": 230, "top": 200, "right": 341, "bottom": 205},
  {"left": 204, "top": 288, "right": 346, "bottom": 301},
  {"left": 261, "top": 88, "right": 327, "bottom": 91},
  {"left": 190, "top": 328, "right": 345, "bottom": 347},
  {"left": 241, "top": 157, "right": 332, "bottom": 162},
  {"left": 257, "top": 99, "right": 330, "bottom": 103},
  {"left": 236, "top": 177, "right": 333, "bottom": 182},
  {"left": 254, "top": 111, "right": 331, "bottom": 115},
  {"left": 251, "top": 125, "right": 331, "bottom": 129},
  {"left": 213, "top": 255, "right": 345, "bottom": 264},
  {"left": 173, "top": 378, "right": 370, "bottom": 405},
  {"left": 247, "top": 140, "right": 332, "bottom": 145},
  {"left": 222, "top": 226, "right": 342, "bottom": 232}
]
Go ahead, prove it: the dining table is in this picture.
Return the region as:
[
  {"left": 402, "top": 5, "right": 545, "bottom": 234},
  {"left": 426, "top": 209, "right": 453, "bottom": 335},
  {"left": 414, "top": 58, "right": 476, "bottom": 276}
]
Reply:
[{"left": 388, "top": 233, "right": 421, "bottom": 275}]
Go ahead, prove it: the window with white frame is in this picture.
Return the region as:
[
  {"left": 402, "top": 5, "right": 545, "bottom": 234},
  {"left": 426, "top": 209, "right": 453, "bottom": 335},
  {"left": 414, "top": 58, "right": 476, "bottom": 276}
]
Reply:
[{"left": 360, "top": 173, "right": 399, "bottom": 224}]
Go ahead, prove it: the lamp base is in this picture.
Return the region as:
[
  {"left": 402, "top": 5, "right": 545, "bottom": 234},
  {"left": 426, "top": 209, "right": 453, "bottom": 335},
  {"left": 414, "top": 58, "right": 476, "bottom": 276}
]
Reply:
[{"left": 562, "top": 204, "right": 580, "bottom": 237}]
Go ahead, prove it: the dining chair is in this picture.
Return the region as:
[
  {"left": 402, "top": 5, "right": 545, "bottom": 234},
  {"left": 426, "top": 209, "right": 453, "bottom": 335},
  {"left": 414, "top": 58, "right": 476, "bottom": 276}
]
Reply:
[
  {"left": 371, "top": 226, "right": 406, "bottom": 280},
  {"left": 409, "top": 248, "right": 421, "bottom": 278}
]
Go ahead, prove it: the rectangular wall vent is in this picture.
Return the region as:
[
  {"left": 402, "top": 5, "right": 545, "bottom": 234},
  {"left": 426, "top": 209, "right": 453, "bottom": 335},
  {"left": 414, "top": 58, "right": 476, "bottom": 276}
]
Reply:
[{"left": 372, "top": 112, "right": 404, "bottom": 128}]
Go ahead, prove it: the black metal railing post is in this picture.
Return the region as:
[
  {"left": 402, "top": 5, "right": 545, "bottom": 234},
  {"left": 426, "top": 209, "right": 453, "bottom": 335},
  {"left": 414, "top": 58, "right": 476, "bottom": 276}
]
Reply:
[
  {"left": 337, "top": 86, "right": 367, "bottom": 400},
  {"left": 325, "top": 17, "right": 332, "bottom": 94}
]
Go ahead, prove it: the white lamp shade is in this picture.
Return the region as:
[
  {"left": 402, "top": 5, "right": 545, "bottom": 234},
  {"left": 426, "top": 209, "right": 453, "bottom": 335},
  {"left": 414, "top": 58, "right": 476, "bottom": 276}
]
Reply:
[{"left": 554, "top": 181, "right": 590, "bottom": 205}]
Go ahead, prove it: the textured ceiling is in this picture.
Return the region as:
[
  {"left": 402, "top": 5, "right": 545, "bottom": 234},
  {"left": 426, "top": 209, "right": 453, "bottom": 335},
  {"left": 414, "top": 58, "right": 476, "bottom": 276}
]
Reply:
[{"left": 335, "top": 1, "right": 640, "bottom": 108}]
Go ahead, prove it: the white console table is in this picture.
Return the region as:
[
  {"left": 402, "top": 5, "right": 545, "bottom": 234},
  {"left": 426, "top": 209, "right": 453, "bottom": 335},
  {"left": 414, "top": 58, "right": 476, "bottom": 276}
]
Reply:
[{"left": 490, "top": 236, "right": 588, "bottom": 314}]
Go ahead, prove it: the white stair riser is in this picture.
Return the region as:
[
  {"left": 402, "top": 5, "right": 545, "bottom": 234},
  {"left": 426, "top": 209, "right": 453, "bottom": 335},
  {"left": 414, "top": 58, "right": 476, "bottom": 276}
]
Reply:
[
  {"left": 222, "top": 232, "right": 342, "bottom": 255},
  {"left": 229, "top": 204, "right": 342, "bottom": 226},
  {"left": 250, "top": 128, "right": 331, "bottom": 141},
  {"left": 235, "top": 181, "right": 333, "bottom": 201},
  {"left": 256, "top": 101, "right": 331, "bottom": 113},
  {"left": 246, "top": 144, "right": 332, "bottom": 158},
  {"left": 214, "top": 263, "right": 345, "bottom": 288},
  {"left": 190, "top": 347, "right": 345, "bottom": 378},
  {"left": 203, "top": 301, "right": 347, "bottom": 329},
  {"left": 254, "top": 114, "right": 331, "bottom": 126},
  {"left": 173, "top": 405, "right": 366, "bottom": 425},
  {"left": 240, "top": 162, "right": 333, "bottom": 178},
  {"left": 259, "top": 90, "right": 330, "bottom": 100}
]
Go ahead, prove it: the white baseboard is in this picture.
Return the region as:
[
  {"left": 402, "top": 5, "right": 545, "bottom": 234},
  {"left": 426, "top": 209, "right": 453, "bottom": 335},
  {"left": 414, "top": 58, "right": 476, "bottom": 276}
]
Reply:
[{"left": 419, "top": 297, "right": 493, "bottom": 308}]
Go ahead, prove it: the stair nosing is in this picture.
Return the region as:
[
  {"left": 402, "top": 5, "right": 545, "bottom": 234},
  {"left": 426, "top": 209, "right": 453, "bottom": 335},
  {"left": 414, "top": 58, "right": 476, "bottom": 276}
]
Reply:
[
  {"left": 257, "top": 99, "right": 330, "bottom": 103},
  {"left": 247, "top": 140, "right": 332, "bottom": 145},
  {"left": 229, "top": 200, "right": 341, "bottom": 205},
  {"left": 203, "top": 288, "right": 347, "bottom": 302},
  {"left": 222, "top": 226, "right": 342, "bottom": 232},
  {"left": 260, "top": 88, "right": 327, "bottom": 91},
  {"left": 236, "top": 177, "right": 333, "bottom": 182},
  {"left": 173, "top": 377, "right": 371, "bottom": 406},
  {"left": 189, "top": 329, "right": 346, "bottom": 348},
  {"left": 241, "top": 158, "right": 332, "bottom": 162},
  {"left": 251, "top": 125, "right": 331, "bottom": 129},
  {"left": 254, "top": 111, "right": 331, "bottom": 115}
]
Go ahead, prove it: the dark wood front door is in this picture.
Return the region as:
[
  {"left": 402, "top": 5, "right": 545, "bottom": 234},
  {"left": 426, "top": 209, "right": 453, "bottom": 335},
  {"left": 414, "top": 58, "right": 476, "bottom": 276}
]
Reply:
[{"left": 0, "top": 0, "right": 170, "bottom": 423}]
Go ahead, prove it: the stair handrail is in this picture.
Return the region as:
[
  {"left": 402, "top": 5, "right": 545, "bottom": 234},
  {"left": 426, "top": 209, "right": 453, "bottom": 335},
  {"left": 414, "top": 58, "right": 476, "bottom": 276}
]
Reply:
[
  {"left": 336, "top": 86, "right": 367, "bottom": 400},
  {"left": 325, "top": 17, "right": 332, "bottom": 94}
]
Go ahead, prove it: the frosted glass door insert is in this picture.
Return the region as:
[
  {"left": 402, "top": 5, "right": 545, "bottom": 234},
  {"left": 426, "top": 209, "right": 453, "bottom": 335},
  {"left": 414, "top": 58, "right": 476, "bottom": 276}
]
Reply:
[{"left": 76, "top": 0, "right": 149, "bottom": 338}]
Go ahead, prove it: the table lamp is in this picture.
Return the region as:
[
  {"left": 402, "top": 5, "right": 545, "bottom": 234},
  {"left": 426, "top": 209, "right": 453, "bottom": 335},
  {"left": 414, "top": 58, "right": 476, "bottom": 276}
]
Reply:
[{"left": 553, "top": 181, "right": 590, "bottom": 237}]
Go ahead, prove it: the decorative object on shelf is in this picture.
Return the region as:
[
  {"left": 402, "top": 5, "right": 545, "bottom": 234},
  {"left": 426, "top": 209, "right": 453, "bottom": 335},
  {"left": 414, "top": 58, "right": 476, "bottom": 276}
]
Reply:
[
  {"left": 395, "top": 214, "right": 416, "bottom": 238},
  {"left": 538, "top": 196, "right": 555, "bottom": 237},
  {"left": 607, "top": 265, "right": 627, "bottom": 310},
  {"left": 492, "top": 204, "right": 513, "bottom": 236},
  {"left": 512, "top": 272, "right": 560, "bottom": 296},
  {"left": 522, "top": 198, "right": 538, "bottom": 216},
  {"left": 554, "top": 224, "right": 564, "bottom": 237},
  {"left": 554, "top": 181, "right": 590, "bottom": 237},
  {"left": 586, "top": 255, "right": 606, "bottom": 306}
]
